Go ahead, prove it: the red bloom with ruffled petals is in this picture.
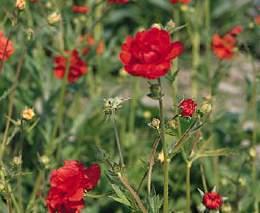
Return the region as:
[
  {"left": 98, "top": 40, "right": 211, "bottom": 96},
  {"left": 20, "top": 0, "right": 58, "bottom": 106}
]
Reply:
[
  {"left": 54, "top": 50, "right": 87, "bottom": 83},
  {"left": 72, "top": 6, "right": 89, "bottom": 14},
  {"left": 46, "top": 160, "right": 101, "bottom": 213},
  {"left": 108, "top": 0, "right": 129, "bottom": 4},
  {"left": 119, "top": 27, "right": 184, "bottom": 79},
  {"left": 170, "top": 0, "right": 191, "bottom": 4},
  {"left": 179, "top": 99, "right": 197, "bottom": 117},
  {"left": 203, "top": 192, "right": 223, "bottom": 210},
  {"left": 0, "top": 31, "right": 14, "bottom": 62},
  {"left": 212, "top": 26, "right": 243, "bottom": 60}
]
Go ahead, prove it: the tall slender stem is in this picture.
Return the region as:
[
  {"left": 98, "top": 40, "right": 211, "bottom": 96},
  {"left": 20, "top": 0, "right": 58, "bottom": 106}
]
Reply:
[
  {"left": 118, "top": 173, "right": 147, "bottom": 213},
  {"left": 112, "top": 112, "right": 125, "bottom": 167},
  {"left": 157, "top": 78, "right": 169, "bottom": 213},
  {"left": 186, "top": 161, "right": 192, "bottom": 213},
  {"left": 250, "top": 55, "right": 258, "bottom": 213}
]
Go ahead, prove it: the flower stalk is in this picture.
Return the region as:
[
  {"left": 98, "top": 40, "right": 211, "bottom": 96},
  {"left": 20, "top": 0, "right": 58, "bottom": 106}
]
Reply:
[
  {"left": 186, "top": 161, "right": 192, "bottom": 213},
  {"left": 157, "top": 78, "right": 169, "bottom": 213},
  {"left": 112, "top": 111, "right": 125, "bottom": 167}
]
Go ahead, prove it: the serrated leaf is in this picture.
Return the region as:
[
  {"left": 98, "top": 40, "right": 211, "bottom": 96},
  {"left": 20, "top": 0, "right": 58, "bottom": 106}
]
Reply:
[
  {"left": 109, "top": 196, "right": 131, "bottom": 207},
  {"left": 110, "top": 184, "right": 131, "bottom": 207}
]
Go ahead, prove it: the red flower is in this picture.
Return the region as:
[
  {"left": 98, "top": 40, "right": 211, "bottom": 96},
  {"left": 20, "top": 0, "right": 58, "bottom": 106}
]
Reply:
[
  {"left": 72, "top": 6, "right": 89, "bottom": 14},
  {"left": 170, "top": 0, "right": 191, "bottom": 4},
  {"left": 119, "top": 27, "right": 183, "bottom": 79},
  {"left": 228, "top": 25, "right": 243, "bottom": 37},
  {"left": 211, "top": 26, "right": 243, "bottom": 60},
  {"left": 54, "top": 50, "right": 87, "bottom": 83},
  {"left": 178, "top": 99, "right": 197, "bottom": 117},
  {"left": 254, "top": 15, "right": 260, "bottom": 25},
  {"left": 108, "top": 0, "right": 129, "bottom": 4},
  {"left": 203, "top": 192, "right": 223, "bottom": 210},
  {"left": 211, "top": 33, "right": 237, "bottom": 60},
  {"left": 0, "top": 32, "right": 14, "bottom": 61},
  {"left": 46, "top": 160, "right": 101, "bottom": 213}
]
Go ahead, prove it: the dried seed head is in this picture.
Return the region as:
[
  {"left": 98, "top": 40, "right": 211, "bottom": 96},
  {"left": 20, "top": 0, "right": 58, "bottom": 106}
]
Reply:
[{"left": 103, "top": 97, "right": 129, "bottom": 115}]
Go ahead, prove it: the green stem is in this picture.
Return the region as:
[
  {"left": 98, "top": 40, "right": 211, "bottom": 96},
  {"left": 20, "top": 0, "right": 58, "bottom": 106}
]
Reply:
[
  {"left": 112, "top": 112, "right": 125, "bottom": 167},
  {"left": 129, "top": 79, "right": 139, "bottom": 133},
  {"left": 186, "top": 161, "right": 192, "bottom": 213},
  {"left": 205, "top": 0, "right": 211, "bottom": 94},
  {"left": 0, "top": 50, "right": 25, "bottom": 161},
  {"left": 200, "top": 163, "right": 208, "bottom": 192},
  {"left": 250, "top": 55, "right": 258, "bottom": 213},
  {"left": 158, "top": 78, "right": 169, "bottom": 213},
  {"left": 118, "top": 173, "right": 147, "bottom": 213}
]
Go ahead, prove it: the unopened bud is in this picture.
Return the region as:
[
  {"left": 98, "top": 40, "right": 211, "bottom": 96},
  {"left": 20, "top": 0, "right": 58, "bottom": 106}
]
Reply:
[
  {"left": 16, "top": 0, "right": 26, "bottom": 10},
  {"left": 222, "top": 203, "right": 232, "bottom": 213},
  {"left": 13, "top": 156, "right": 22, "bottom": 165},
  {"left": 0, "top": 183, "right": 4, "bottom": 191},
  {"left": 40, "top": 155, "right": 50, "bottom": 165},
  {"left": 167, "top": 119, "right": 178, "bottom": 129},
  {"left": 21, "top": 107, "right": 35, "bottom": 121},
  {"left": 143, "top": 111, "right": 152, "bottom": 119},
  {"left": 249, "top": 147, "right": 256, "bottom": 159},
  {"left": 148, "top": 118, "right": 160, "bottom": 129},
  {"left": 152, "top": 23, "right": 162, "bottom": 29},
  {"left": 180, "top": 5, "right": 188, "bottom": 12},
  {"left": 48, "top": 12, "right": 61, "bottom": 25},
  {"left": 200, "top": 101, "right": 212, "bottom": 114},
  {"left": 238, "top": 177, "right": 246, "bottom": 186}
]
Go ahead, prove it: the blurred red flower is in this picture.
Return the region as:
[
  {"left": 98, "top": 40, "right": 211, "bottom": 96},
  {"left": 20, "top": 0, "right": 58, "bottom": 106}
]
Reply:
[
  {"left": 54, "top": 50, "right": 87, "bottom": 83},
  {"left": 108, "top": 0, "right": 129, "bottom": 4},
  {"left": 229, "top": 25, "right": 243, "bottom": 36},
  {"left": 46, "top": 160, "right": 101, "bottom": 213},
  {"left": 119, "top": 27, "right": 184, "bottom": 79},
  {"left": 0, "top": 32, "right": 14, "bottom": 61},
  {"left": 211, "top": 26, "right": 242, "bottom": 60},
  {"left": 170, "top": 0, "right": 191, "bottom": 4},
  {"left": 202, "top": 192, "right": 223, "bottom": 210},
  {"left": 255, "top": 15, "right": 260, "bottom": 25},
  {"left": 72, "top": 5, "right": 89, "bottom": 14},
  {"left": 178, "top": 99, "right": 197, "bottom": 117}
]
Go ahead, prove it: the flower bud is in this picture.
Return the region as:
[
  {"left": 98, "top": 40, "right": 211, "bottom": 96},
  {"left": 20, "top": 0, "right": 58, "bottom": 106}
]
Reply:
[
  {"left": 148, "top": 118, "right": 160, "bottom": 129},
  {"left": 238, "top": 177, "right": 246, "bottom": 186},
  {"left": 48, "top": 12, "right": 61, "bottom": 25},
  {"left": 0, "top": 183, "right": 5, "bottom": 192},
  {"left": 200, "top": 101, "right": 212, "bottom": 114},
  {"left": 167, "top": 119, "right": 178, "bottom": 129},
  {"left": 249, "top": 147, "right": 256, "bottom": 159},
  {"left": 16, "top": 0, "right": 26, "bottom": 10},
  {"left": 13, "top": 156, "right": 22, "bottom": 165},
  {"left": 180, "top": 5, "right": 188, "bottom": 12},
  {"left": 40, "top": 155, "right": 50, "bottom": 165},
  {"left": 151, "top": 23, "right": 162, "bottom": 30},
  {"left": 143, "top": 111, "right": 152, "bottom": 119},
  {"left": 222, "top": 203, "right": 232, "bottom": 212},
  {"left": 21, "top": 107, "right": 35, "bottom": 121}
]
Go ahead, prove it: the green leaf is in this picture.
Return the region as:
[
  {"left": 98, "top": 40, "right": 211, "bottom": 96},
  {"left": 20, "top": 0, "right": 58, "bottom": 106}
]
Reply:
[
  {"left": 110, "top": 184, "right": 131, "bottom": 207},
  {"left": 194, "top": 148, "right": 233, "bottom": 160}
]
